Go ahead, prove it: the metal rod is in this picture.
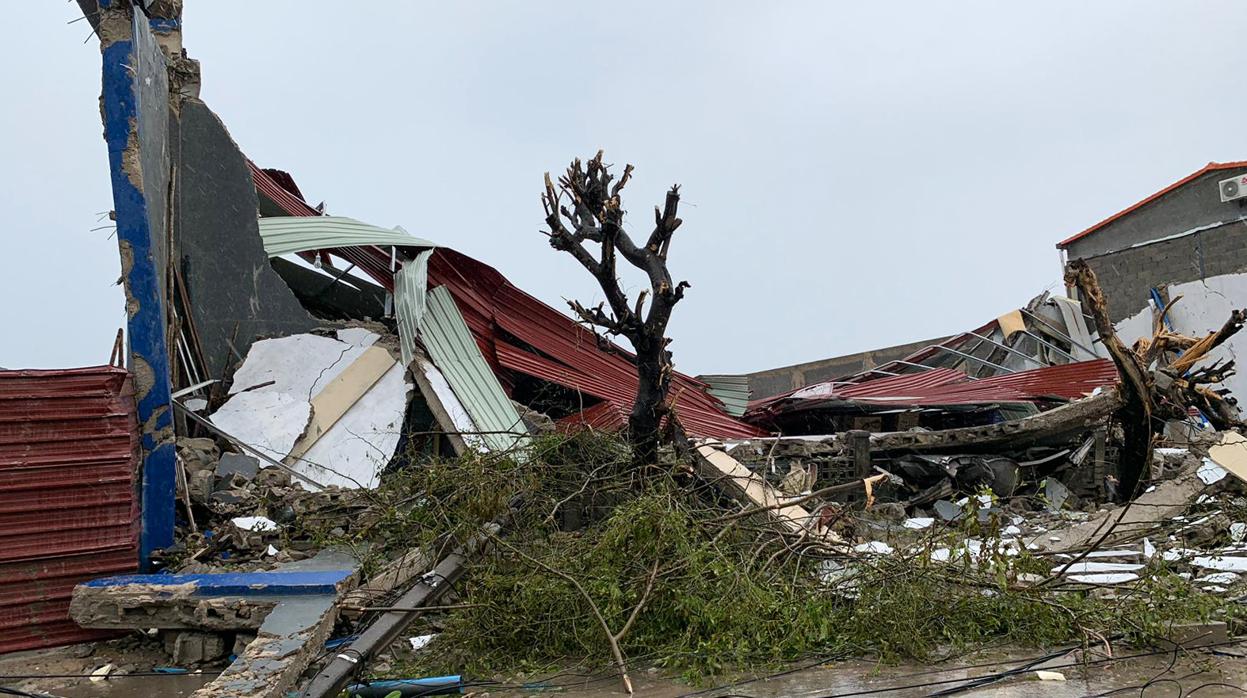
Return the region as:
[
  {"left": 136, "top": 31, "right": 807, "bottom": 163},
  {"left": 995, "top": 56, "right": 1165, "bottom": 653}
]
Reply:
[
  {"left": 173, "top": 401, "right": 326, "bottom": 489},
  {"left": 311, "top": 262, "right": 358, "bottom": 299},
  {"left": 965, "top": 331, "right": 1049, "bottom": 369},
  {"left": 1020, "top": 329, "right": 1078, "bottom": 362},
  {"left": 1019, "top": 308, "right": 1098, "bottom": 358},
  {"left": 171, "top": 378, "right": 219, "bottom": 399},
  {"left": 932, "top": 345, "right": 1015, "bottom": 373},
  {"left": 892, "top": 360, "right": 937, "bottom": 371}
]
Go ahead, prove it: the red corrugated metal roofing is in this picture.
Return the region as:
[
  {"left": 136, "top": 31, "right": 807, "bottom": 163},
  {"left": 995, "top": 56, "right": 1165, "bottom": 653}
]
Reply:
[
  {"left": 556, "top": 401, "right": 630, "bottom": 434},
  {"left": 251, "top": 166, "right": 763, "bottom": 439},
  {"left": 750, "top": 359, "right": 1118, "bottom": 419},
  {"left": 1057, "top": 161, "right": 1247, "bottom": 249},
  {"left": 0, "top": 366, "right": 139, "bottom": 654},
  {"left": 430, "top": 250, "right": 764, "bottom": 438}
]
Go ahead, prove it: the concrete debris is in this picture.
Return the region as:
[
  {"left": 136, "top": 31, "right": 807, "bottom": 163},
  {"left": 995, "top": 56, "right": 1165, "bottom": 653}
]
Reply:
[
  {"left": 208, "top": 332, "right": 411, "bottom": 490},
  {"left": 217, "top": 453, "right": 260, "bottom": 481},
  {"left": 163, "top": 631, "right": 227, "bottom": 665}
]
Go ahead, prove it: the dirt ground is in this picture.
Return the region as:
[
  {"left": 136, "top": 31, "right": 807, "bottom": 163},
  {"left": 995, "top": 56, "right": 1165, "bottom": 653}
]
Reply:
[
  {"left": 0, "top": 636, "right": 216, "bottom": 698},
  {"left": 3, "top": 639, "right": 1246, "bottom": 697}
]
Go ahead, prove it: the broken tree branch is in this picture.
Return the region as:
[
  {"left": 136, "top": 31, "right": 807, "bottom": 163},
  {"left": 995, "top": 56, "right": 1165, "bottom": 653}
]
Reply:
[{"left": 1065, "top": 259, "right": 1154, "bottom": 499}]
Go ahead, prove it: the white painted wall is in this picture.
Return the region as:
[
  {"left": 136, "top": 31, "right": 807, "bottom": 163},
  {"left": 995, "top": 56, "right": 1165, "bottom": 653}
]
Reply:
[{"left": 1114, "top": 271, "right": 1247, "bottom": 402}]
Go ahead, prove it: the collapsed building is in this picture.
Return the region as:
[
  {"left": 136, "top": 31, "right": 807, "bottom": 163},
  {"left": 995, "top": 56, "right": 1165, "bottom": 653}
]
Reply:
[{"left": 2, "top": 2, "right": 1247, "bottom": 696}]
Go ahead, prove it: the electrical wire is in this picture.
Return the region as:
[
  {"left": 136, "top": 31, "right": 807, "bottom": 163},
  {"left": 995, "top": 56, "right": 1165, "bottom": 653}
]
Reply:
[
  {"left": 0, "top": 687, "right": 66, "bottom": 698},
  {"left": 681, "top": 640, "right": 1247, "bottom": 698}
]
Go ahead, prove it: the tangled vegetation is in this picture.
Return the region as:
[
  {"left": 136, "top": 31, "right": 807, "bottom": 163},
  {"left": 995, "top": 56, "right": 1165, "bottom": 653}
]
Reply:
[{"left": 304, "top": 432, "right": 1243, "bottom": 685}]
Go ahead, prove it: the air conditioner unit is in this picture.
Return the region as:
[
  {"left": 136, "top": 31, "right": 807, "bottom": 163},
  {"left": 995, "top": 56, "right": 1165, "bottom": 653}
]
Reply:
[{"left": 1218, "top": 173, "right": 1247, "bottom": 203}]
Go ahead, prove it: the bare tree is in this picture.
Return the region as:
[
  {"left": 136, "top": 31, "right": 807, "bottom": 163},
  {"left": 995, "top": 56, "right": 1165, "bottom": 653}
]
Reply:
[{"left": 541, "top": 151, "right": 688, "bottom": 466}]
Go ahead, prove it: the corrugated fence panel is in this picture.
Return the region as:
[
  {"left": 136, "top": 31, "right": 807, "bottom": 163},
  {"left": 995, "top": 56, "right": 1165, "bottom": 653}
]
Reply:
[{"left": 0, "top": 366, "right": 140, "bottom": 654}]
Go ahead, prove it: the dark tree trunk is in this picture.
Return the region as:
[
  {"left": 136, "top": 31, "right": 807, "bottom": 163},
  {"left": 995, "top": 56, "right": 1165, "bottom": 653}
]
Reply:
[
  {"left": 541, "top": 152, "right": 689, "bottom": 468},
  {"left": 629, "top": 341, "right": 668, "bottom": 465}
]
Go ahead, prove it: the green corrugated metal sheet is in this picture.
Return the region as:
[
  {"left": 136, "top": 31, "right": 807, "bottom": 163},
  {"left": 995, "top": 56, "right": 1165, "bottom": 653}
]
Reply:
[
  {"left": 419, "top": 286, "right": 529, "bottom": 454},
  {"left": 696, "top": 374, "right": 751, "bottom": 417},
  {"left": 257, "top": 216, "right": 435, "bottom": 257},
  {"left": 394, "top": 250, "right": 432, "bottom": 367}
]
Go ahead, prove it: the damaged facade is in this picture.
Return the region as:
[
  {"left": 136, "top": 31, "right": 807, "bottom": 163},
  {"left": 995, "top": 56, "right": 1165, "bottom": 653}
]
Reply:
[{"left": 3, "top": 2, "right": 1247, "bottom": 696}]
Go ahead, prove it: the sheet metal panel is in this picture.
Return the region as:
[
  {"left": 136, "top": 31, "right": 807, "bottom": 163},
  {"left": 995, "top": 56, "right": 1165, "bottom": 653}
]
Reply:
[
  {"left": 422, "top": 286, "right": 530, "bottom": 454},
  {"left": 257, "top": 216, "right": 435, "bottom": 257},
  {"left": 0, "top": 366, "right": 139, "bottom": 654},
  {"left": 752, "top": 359, "right": 1118, "bottom": 418},
  {"left": 394, "top": 250, "right": 433, "bottom": 368}
]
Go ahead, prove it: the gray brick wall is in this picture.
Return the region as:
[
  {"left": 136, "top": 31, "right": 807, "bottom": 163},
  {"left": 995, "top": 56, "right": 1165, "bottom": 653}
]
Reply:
[
  {"left": 1080, "top": 221, "right": 1247, "bottom": 321},
  {"left": 742, "top": 336, "right": 947, "bottom": 399},
  {"left": 1065, "top": 167, "right": 1247, "bottom": 258}
]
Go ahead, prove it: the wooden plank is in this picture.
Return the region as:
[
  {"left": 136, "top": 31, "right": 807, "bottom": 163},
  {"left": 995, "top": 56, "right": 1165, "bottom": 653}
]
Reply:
[
  {"left": 693, "top": 443, "right": 819, "bottom": 537},
  {"left": 284, "top": 345, "right": 394, "bottom": 465}
]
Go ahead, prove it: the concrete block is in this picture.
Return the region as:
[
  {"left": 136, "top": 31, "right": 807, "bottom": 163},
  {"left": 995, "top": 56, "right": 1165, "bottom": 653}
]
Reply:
[
  {"left": 216, "top": 453, "right": 260, "bottom": 481},
  {"left": 164, "top": 631, "right": 228, "bottom": 665}
]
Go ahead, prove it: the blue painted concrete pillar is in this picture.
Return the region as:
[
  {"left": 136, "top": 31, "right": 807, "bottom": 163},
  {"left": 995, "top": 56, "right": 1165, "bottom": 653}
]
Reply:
[{"left": 96, "top": 1, "right": 177, "bottom": 566}]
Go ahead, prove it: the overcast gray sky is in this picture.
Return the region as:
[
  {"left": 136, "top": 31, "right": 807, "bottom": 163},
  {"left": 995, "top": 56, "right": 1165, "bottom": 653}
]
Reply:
[{"left": 3, "top": 2, "right": 1244, "bottom": 375}]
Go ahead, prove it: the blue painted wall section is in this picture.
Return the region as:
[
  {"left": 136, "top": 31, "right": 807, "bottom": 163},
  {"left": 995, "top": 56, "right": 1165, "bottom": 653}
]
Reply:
[
  {"left": 82, "top": 570, "right": 354, "bottom": 597},
  {"left": 97, "top": 1, "right": 177, "bottom": 566}
]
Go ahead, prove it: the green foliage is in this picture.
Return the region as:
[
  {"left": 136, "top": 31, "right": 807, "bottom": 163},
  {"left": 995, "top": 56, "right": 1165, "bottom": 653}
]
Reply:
[{"left": 343, "top": 432, "right": 1242, "bottom": 682}]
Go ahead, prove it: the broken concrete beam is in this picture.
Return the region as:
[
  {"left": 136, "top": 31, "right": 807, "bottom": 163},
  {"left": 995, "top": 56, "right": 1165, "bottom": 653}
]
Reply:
[
  {"left": 71, "top": 567, "right": 355, "bottom": 631},
  {"left": 163, "top": 630, "right": 228, "bottom": 665},
  {"left": 692, "top": 441, "right": 832, "bottom": 540},
  {"left": 730, "top": 389, "right": 1121, "bottom": 460},
  {"left": 1033, "top": 462, "right": 1209, "bottom": 554},
  {"left": 195, "top": 594, "right": 341, "bottom": 698},
  {"left": 870, "top": 389, "right": 1121, "bottom": 453},
  {"left": 74, "top": 550, "right": 359, "bottom": 698}
]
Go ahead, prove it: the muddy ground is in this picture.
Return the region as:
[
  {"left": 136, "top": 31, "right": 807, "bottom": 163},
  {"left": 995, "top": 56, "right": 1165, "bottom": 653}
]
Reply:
[{"left": 5, "top": 639, "right": 1246, "bottom": 697}]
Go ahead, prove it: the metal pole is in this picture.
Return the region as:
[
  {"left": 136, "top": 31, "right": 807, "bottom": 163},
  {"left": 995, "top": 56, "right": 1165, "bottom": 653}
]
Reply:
[
  {"left": 301, "top": 522, "right": 501, "bottom": 698},
  {"left": 1020, "top": 329, "right": 1078, "bottom": 362}
]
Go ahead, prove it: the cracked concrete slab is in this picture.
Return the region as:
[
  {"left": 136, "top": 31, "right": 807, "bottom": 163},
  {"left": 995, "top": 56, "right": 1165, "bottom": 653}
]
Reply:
[{"left": 209, "top": 332, "right": 411, "bottom": 489}]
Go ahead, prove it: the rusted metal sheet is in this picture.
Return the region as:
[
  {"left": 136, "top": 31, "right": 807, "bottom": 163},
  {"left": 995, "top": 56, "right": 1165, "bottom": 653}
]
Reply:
[
  {"left": 0, "top": 366, "right": 140, "bottom": 654},
  {"left": 750, "top": 359, "right": 1119, "bottom": 420}
]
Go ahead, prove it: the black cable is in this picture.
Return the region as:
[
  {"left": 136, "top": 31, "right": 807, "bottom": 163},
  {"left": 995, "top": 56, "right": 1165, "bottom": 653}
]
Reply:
[
  {"left": 1187, "top": 682, "right": 1247, "bottom": 696},
  {"left": 0, "top": 687, "right": 65, "bottom": 698},
  {"left": 925, "top": 646, "right": 1074, "bottom": 697},
  {"left": 780, "top": 640, "right": 1247, "bottom": 698}
]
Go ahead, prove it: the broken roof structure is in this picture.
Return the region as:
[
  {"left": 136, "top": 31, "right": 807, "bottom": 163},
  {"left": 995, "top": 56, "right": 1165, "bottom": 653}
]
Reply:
[
  {"left": 738, "top": 291, "right": 1109, "bottom": 434},
  {"left": 249, "top": 166, "right": 762, "bottom": 440}
]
